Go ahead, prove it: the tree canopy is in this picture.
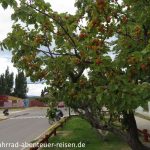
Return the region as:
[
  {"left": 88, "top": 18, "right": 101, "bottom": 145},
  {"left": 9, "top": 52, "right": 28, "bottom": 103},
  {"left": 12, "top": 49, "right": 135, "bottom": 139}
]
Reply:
[
  {"left": 14, "top": 70, "right": 27, "bottom": 98},
  {"left": 0, "top": 0, "right": 150, "bottom": 149},
  {"left": 0, "top": 67, "right": 27, "bottom": 98},
  {"left": 0, "top": 67, "right": 13, "bottom": 95}
]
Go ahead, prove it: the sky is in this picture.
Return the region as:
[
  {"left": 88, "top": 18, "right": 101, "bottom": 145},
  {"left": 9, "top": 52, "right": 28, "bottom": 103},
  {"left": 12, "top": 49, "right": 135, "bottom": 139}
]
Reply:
[{"left": 0, "top": 0, "right": 76, "bottom": 96}]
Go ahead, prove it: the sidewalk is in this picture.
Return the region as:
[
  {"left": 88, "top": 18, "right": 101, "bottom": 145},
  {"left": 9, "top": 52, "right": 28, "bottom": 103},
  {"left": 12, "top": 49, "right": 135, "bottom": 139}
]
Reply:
[
  {"left": 135, "top": 111, "right": 150, "bottom": 147},
  {"left": 0, "top": 115, "right": 8, "bottom": 120},
  {"left": 0, "top": 109, "right": 29, "bottom": 121}
]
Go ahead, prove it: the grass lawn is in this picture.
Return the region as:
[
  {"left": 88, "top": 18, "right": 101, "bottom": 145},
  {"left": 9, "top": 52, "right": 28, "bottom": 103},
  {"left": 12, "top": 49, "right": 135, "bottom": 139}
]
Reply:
[{"left": 42, "top": 117, "right": 130, "bottom": 150}]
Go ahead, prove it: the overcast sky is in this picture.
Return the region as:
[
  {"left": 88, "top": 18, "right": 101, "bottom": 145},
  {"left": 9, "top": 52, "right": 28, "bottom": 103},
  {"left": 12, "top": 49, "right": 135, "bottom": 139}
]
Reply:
[{"left": 0, "top": 0, "right": 76, "bottom": 96}]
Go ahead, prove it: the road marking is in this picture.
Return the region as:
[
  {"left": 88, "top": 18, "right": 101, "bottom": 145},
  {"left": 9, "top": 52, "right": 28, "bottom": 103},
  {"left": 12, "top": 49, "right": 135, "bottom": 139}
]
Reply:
[{"left": 10, "top": 116, "right": 47, "bottom": 119}]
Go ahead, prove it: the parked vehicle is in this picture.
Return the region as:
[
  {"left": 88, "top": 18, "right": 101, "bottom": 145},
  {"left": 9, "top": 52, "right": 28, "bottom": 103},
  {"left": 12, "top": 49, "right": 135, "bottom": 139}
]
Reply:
[
  {"left": 57, "top": 102, "right": 65, "bottom": 108},
  {"left": 55, "top": 109, "right": 63, "bottom": 121},
  {"left": 47, "top": 108, "right": 63, "bottom": 124}
]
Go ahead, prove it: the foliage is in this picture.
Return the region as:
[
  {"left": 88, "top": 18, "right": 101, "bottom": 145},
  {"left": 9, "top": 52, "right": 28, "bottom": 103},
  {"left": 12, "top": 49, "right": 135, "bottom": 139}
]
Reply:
[
  {"left": 41, "top": 89, "right": 44, "bottom": 97},
  {"left": 14, "top": 70, "right": 28, "bottom": 98},
  {"left": 0, "top": 67, "right": 13, "bottom": 95},
  {"left": 0, "top": 68, "right": 27, "bottom": 98},
  {"left": 1, "top": 0, "right": 150, "bottom": 149},
  {"left": 46, "top": 108, "right": 57, "bottom": 120},
  {"left": 41, "top": 87, "right": 48, "bottom": 97},
  {"left": 0, "top": 74, "right": 6, "bottom": 95}
]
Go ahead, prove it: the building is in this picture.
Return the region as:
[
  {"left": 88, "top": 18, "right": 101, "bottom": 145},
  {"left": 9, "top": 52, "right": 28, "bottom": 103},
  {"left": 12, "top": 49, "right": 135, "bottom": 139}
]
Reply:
[{"left": 0, "top": 95, "right": 24, "bottom": 108}]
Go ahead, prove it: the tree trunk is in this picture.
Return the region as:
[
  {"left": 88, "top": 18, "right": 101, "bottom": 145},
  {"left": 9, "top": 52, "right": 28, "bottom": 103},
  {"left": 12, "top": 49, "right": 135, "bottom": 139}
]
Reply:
[
  {"left": 82, "top": 108, "right": 150, "bottom": 150},
  {"left": 123, "top": 111, "right": 150, "bottom": 150}
]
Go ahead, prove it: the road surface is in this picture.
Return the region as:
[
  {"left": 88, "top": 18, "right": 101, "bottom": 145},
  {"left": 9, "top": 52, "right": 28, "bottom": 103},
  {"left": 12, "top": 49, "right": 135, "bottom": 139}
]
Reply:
[{"left": 0, "top": 108, "right": 50, "bottom": 150}]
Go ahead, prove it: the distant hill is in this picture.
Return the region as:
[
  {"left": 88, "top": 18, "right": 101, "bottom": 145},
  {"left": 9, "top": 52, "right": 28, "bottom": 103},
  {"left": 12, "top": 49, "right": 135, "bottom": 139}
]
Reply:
[{"left": 27, "top": 96, "right": 40, "bottom": 100}]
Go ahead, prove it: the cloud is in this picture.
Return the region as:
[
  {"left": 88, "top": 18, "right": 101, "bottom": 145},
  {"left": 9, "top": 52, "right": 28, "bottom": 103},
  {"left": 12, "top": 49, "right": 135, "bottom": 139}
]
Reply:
[
  {"left": 27, "top": 83, "right": 46, "bottom": 96},
  {"left": 0, "top": 0, "right": 76, "bottom": 41},
  {"left": 47, "top": 0, "right": 76, "bottom": 14},
  {"left": 0, "top": 58, "right": 17, "bottom": 75},
  {"left": 0, "top": 6, "right": 13, "bottom": 41}
]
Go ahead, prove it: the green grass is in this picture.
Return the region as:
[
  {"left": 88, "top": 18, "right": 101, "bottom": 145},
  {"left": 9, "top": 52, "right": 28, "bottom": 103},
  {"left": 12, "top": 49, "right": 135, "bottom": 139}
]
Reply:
[{"left": 42, "top": 117, "right": 130, "bottom": 150}]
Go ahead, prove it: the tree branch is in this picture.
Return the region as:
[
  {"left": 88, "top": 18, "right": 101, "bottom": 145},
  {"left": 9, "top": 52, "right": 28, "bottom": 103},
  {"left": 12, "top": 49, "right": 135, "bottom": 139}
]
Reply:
[
  {"left": 143, "top": 25, "right": 149, "bottom": 45},
  {"left": 24, "top": 2, "right": 80, "bottom": 58}
]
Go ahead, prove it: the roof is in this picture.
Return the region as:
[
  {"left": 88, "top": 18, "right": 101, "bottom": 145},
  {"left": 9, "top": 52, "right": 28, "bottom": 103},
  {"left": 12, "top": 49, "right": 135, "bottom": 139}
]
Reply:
[
  {"left": 8, "top": 96, "right": 23, "bottom": 101},
  {"left": 0, "top": 95, "right": 23, "bottom": 101}
]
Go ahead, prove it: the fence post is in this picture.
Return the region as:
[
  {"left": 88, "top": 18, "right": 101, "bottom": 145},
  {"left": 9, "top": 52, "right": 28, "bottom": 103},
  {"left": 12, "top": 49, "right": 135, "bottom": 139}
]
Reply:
[
  {"left": 53, "top": 128, "right": 57, "bottom": 136},
  {"left": 45, "top": 134, "right": 49, "bottom": 143}
]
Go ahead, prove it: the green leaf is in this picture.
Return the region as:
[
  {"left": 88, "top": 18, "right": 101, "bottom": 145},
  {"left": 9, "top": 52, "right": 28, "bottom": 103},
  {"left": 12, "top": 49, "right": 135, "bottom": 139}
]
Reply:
[{"left": 2, "top": 1, "right": 8, "bottom": 9}]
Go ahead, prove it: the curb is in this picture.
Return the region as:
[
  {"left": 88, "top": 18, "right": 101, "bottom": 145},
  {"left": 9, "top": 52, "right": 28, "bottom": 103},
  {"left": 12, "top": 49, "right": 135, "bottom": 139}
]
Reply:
[{"left": 0, "top": 117, "right": 8, "bottom": 121}]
